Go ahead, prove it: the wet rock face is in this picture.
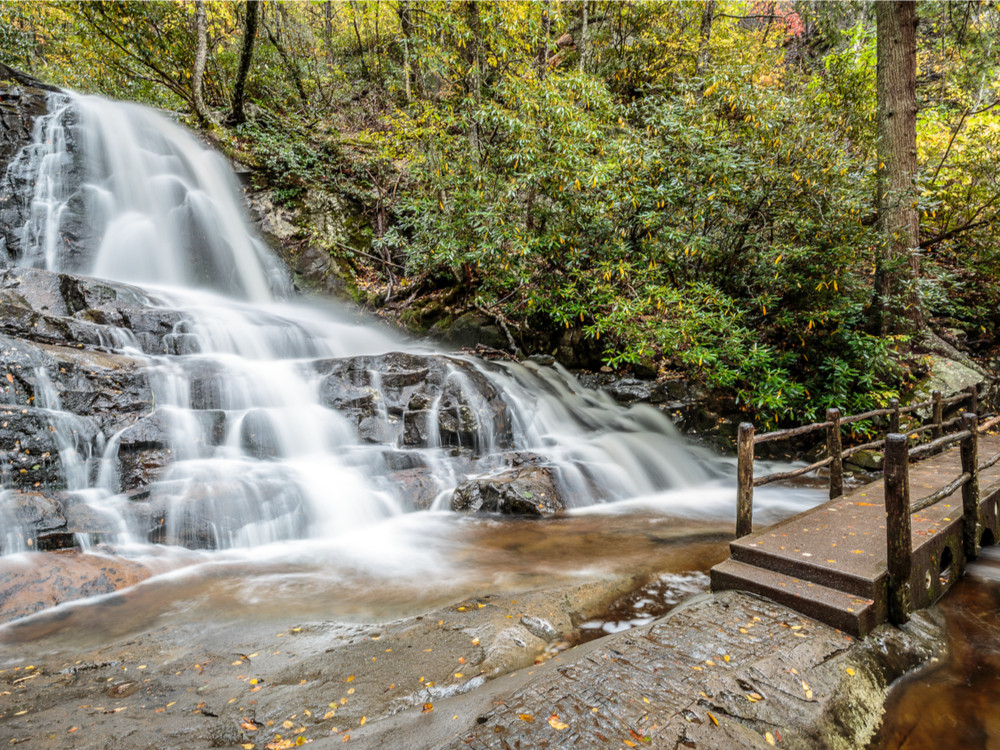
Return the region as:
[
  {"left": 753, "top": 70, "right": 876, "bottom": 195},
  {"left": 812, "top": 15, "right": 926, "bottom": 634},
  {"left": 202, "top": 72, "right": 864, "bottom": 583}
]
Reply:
[
  {"left": 0, "top": 489, "right": 119, "bottom": 554},
  {"left": 317, "top": 352, "right": 513, "bottom": 453},
  {"left": 451, "top": 465, "right": 564, "bottom": 516},
  {"left": 0, "top": 87, "right": 49, "bottom": 263}
]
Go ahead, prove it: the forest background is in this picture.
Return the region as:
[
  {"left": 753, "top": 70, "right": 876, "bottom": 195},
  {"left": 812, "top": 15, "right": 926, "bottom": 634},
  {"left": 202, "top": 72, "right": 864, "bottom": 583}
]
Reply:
[{"left": 2, "top": 0, "right": 999, "bottom": 428}]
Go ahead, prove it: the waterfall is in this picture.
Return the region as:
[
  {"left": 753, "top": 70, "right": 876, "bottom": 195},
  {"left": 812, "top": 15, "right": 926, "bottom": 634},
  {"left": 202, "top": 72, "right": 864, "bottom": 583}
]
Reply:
[{"left": 0, "top": 91, "right": 728, "bottom": 558}]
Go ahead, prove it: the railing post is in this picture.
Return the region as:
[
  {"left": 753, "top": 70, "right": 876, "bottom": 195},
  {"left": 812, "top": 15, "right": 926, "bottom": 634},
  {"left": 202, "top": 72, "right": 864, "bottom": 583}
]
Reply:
[
  {"left": 736, "top": 423, "right": 755, "bottom": 538},
  {"left": 931, "top": 390, "right": 943, "bottom": 440},
  {"left": 889, "top": 397, "right": 900, "bottom": 434},
  {"left": 961, "top": 412, "right": 980, "bottom": 560},
  {"left": 885, "top": 433, "right": 911, "bottom": 626},
  {"left": 967, "top": 384, "right": 979, "bottom": 416},
  {"left": 826, "top": 408, "right": 843, "bottom": 499}
]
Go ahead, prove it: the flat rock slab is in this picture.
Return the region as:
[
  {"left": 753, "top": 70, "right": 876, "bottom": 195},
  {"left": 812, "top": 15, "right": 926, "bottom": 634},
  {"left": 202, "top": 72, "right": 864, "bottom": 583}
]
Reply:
[{"left": 350, "top": 591, "right": 943, "bottom": 750}]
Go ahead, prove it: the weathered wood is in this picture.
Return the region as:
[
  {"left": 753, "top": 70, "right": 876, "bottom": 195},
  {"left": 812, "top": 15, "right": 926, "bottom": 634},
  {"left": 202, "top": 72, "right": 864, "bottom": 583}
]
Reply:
[
  {"left": 736, "top": 423, "right": 755, "bottom": 538},
  {"left": 827, "top": 408, "right": 843, "bottom": 499},
  {"left": 980, "top": 451, "right": 1000, "bottom": 472},
  {"left": 967, "top": 384, "right": 979, "bottom": 416},
  {"left": 931, "top": 390, "right": 943, "bottom": 440},
  {"left": 910, "top": 472, "right": 969, "bottom": 514},
  {"left": 939, "top": 392, "right": 970, "bottom": 407},
  {"left": 885, "top": 434, "right": 912, "bottom": 625},
  {"left": 978, "top": 414, "right": 1000, "bottom": 433},
  {"left": 841, "top": 438, "right": 887, "bottom": 459},
  {"left": 841, "top": 406, "right": 896, "bottom": 426},
  {"left": 889, "top": 397, "right": 900, "bottom": 434},
  {"left": 961, "top": 412, "right": 980, "bottom": 559},
  {"left": 909, "top": 430, "right": 972, "bottom": 459},
  {"left": 754, "top": 420, "right": 831, "bottom": 445},
  {"left": 753, "top": 455, "right": 834, "bottom": 486}
]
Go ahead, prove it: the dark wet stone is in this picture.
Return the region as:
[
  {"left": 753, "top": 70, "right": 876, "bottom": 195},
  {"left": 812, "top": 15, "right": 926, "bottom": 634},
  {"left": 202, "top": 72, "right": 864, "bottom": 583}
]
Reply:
[
  {"left": 451, "top": 465, "right": 563, "bottom": 516},
  {"left": 317, "top": 352, "right": 512, "bottom": 453},
  {"left": 389, "top": 467, "right": 443, "bottom": 511}
]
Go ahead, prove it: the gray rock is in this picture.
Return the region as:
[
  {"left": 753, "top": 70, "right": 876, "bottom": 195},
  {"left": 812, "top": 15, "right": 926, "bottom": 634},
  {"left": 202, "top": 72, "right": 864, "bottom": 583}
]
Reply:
[
  {"left": 317, "top": 352, "right": 512, "bottom": 454},
  {"left": 450, "top": 465, "right": 563, "bottom": 516},
  {"left": 848, "top": 449, "right": 884, "bottom": 471}
]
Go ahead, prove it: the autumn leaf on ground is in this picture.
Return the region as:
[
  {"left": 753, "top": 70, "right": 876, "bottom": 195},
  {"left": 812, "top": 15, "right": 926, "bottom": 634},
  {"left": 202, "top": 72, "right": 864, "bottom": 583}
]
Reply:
[
  {"left": 422, "top": 703, "right": 433, "bottom": 713},
  {"left": 519, "top": 713, "right": 534, "bottom": 722},
  {"left": 548, "top": 714, "right": 568, "bottom": 730}
]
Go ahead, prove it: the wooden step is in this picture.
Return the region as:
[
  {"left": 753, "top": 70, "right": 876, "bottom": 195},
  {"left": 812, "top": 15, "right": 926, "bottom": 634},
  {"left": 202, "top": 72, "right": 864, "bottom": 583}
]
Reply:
[
  {"left": 730, "top": 536, "right": 885, "bottom": 600},
  {"left": 710, "top": 559, "right": 879, "bottom": 637}
]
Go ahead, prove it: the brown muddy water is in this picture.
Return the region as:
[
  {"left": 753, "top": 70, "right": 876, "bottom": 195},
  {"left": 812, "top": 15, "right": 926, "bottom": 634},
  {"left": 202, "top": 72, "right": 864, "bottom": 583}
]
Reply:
[
  {"left": 0, "top": 509, "right": 732, "bottom": 656},
  {"left": 872, "top": 545, "right": 1000, "bottom": 750}
]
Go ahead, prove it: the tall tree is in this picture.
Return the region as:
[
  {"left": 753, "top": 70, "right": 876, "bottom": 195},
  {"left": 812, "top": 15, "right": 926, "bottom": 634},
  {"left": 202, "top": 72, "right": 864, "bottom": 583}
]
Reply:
[
  {"left": 227, "top": 0, "right": 260, "bottom": 126},
  {"left": 695, "top": 0, "right": 716, "bottom": 83},
  {"left": 874, "top": 0, "right": 921, "bottom": 334},
  {"left": 191, "top": 0, "right": 210, "bottom": 124}
]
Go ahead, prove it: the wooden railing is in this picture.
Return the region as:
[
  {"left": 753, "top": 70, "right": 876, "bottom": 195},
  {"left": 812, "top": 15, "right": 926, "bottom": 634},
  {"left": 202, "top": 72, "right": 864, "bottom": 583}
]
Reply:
[
  {"left": 884, "top": 412, "right": 1000, "bottom": 624},
  {"left": 736, "top": 384, "right": 982, "bottom": 538}
]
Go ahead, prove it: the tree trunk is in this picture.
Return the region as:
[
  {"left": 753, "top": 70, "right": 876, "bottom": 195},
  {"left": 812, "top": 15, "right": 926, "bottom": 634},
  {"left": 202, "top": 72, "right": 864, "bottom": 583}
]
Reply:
[
  {"left": 227, "top": 0, "right": 259, "bottom": 126},
  {"left": 579, "top": 0, "right": 587, "bottom": 72},
  {"left": 263, "top": 12, "right": 309, "bottom": 107},
  {"left": 874, "top": 0, "right": 922, "bottom": 334},
  {"left": 695, "top": 0, "right": 716, "bottom": 83},
  {"left": 464, "top": 1, "right": 481, "bottom": 152},
  {"left": 349, "top": 1, "right": 369, "bottom": 79},
  {"left": 192, "top": 0, "right": 211, "bottom": 124},
  {"left": 537, "top": 0, "right": 550, "bottom": 80},
  {"left": 398, "top": 0, "right": 415, "bottom": 102},
  {"left": 324, "top": 1, "right": 334, "bottom": 65}
]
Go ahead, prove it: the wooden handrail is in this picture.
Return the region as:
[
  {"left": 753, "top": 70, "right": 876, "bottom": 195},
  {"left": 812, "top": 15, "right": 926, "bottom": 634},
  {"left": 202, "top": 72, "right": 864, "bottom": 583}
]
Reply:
[
  {"left": 753, "top": 456, "right": 833, "bottom": 487},
  {"left": 910, "top": 472, "right": 970, "bottom": 513},
  {"left": 735, "top": 385, "right": 984, "bottom": 538},
  {"left": 885, "top": 413, "right": 983, "bottom": 623},
  {"left": 753, "top": 385, "right": 979, "bottom": 445},
  {"left": 908, "top": 429, "right": 973, "bottom": 460}
]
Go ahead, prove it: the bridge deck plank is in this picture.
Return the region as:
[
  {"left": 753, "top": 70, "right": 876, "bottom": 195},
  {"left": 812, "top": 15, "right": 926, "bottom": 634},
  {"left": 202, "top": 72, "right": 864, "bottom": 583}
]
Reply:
[{"left": 712, "top": 434, "right": 1000, "bottom": 635}]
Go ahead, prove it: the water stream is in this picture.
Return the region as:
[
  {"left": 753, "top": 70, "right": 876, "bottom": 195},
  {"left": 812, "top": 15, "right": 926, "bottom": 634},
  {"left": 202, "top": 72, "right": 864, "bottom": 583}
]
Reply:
[{"left": 0, "top": 92, "right": 825, "bottom": 648}]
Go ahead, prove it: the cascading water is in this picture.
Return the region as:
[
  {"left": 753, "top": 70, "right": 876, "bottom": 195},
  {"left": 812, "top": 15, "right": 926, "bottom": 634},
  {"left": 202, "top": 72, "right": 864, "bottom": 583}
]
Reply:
[{"left": 0, "top": 91, "right": 823, "bottom": 637}]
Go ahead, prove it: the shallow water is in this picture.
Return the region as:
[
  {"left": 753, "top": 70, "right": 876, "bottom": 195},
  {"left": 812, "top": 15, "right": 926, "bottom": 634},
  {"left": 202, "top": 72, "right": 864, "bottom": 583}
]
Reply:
[{"left": 871, "top": 545, "right": 1000, "bottom": 750}]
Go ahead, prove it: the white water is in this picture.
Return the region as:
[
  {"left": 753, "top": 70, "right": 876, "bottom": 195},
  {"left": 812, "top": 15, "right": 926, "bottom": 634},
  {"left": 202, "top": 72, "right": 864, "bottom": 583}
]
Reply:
[{"left": 0, "top": 92, "right": 826, "bottom": 625}]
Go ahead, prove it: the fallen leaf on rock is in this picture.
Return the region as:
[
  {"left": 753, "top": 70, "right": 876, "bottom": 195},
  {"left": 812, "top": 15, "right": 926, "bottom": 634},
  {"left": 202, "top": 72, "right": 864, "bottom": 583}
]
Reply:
[
  {"left": 707, "top": 713, "right": 719, "bottom": 727},
  {"left": 548, "top": 715, "right": 568, "bottom": 730},
  {"left": 765, "top": 731, "right": 776, "bottom": 745},
  {"left": 519, "top": 714, "right": 534, "bottom": 722}
]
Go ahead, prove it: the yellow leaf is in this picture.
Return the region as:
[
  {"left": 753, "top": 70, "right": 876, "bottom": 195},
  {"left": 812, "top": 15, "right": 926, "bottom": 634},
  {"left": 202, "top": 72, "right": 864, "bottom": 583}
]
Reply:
[
  {"left": 846, "top": 667, "right": 856, "bottom": 676},
  {"left": 519, "top": 714, "right": 535, "bottom": 722},
  {"left": 548, "top": 715, "right": 569, "bottom": 730},
  {"left": 707, "top": 712, "right": 719, "bottom": 726}
]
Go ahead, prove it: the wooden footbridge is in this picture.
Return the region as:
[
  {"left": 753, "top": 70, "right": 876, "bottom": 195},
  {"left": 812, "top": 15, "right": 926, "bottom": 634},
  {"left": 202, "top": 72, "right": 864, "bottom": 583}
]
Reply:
[{"left": 711, "top": 385, "right": 1000, "bottom": 636}]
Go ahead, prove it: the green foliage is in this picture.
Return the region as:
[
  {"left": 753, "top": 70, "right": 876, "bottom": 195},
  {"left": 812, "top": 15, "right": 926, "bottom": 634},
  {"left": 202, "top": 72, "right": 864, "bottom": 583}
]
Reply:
[{"left": 4, "top": 0, "right": 1000, "bottom": 426}]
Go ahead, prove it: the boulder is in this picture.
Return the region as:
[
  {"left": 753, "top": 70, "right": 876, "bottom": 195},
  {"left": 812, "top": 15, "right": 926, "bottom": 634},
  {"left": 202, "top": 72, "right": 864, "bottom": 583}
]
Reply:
[
  {"left": 450, "top": 465, "right": 563, "bottom": 516},
  {"left": 846, "top": 449, "right": 884, "bottom": 472},
  {"left": 912, "top": 354, "right": 983, "bottom": 409},
  {"left": 0, "top": 489, "right": 66, "bottom": 553}
]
